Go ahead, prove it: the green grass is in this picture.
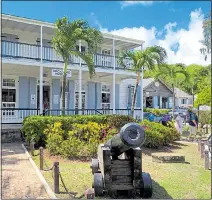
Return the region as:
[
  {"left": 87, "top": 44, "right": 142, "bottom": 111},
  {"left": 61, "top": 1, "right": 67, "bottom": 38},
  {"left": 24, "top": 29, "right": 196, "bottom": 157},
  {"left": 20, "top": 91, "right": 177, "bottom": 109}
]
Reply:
[{"left": 32, "top": 141, "right": 211, "bottom": 199}]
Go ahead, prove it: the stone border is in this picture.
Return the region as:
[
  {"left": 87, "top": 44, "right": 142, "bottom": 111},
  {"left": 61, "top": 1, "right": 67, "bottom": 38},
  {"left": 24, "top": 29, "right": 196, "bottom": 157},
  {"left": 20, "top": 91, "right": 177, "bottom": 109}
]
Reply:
[{"left": 21, "top": 144, "right": 57, "bottom": 199}]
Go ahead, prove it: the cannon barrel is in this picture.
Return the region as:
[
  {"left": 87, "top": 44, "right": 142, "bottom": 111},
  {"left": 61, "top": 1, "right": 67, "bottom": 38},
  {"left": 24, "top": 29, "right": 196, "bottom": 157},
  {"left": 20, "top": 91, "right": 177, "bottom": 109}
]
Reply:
[{"left": 106, "top": 123, "right": 145, "bottom": 156}]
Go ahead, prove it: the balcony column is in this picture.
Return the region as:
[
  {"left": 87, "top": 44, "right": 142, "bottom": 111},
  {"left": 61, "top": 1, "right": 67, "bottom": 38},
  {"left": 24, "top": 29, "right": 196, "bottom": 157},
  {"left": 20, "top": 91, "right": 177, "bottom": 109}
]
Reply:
[
  {"left": 112, "top": 39, "right": 116, "bottom": 114},
  {"left": 140, "top": 44, "right": 144, "bottom": 121},
  {"left": 78, "top": 40, "right": 82, "bottom": 114},
  {"left": 39, "top": 25, "right": 43, "bottom": 114}
]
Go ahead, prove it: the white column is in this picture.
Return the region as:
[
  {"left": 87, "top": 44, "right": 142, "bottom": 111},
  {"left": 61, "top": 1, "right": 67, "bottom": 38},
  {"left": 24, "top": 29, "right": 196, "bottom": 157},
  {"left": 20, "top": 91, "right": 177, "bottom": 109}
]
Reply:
[
  {"left": 140, "top": 44, "right": 144, "bottom": 121},
  {"left": 78, "top": 40, "right": 82, "bottom": 113},
  {"left": 39, "top": 26, "right": 43, "bottom": 114},
  {"left": 112, "top": 39, "right": 116, "bottom": 114}
]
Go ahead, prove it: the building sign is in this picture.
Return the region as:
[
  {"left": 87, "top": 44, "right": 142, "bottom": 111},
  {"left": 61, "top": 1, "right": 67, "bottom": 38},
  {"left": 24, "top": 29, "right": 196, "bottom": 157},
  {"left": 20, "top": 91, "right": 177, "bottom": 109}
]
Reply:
[{"left": 52, "top": 69, "right": 71, "bottom": 78}]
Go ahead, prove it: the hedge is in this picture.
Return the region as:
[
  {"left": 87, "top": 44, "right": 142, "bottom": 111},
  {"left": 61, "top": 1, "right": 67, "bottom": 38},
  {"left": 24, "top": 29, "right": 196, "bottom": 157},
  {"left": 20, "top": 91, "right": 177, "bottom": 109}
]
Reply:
[
  {"left": 22, "top": 115, "right": 135, "bottom": 146},
  {"left": 143, "top": 108, "right": 169, "bottom": 115},
  {"left": 43, "top": 119, "right": 180, "bottom": 158}
]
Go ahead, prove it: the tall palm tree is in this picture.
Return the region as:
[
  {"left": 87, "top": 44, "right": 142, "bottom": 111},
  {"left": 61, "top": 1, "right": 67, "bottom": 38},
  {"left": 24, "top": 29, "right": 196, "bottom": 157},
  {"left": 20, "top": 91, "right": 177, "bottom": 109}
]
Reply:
[
  {"left": 155, "top": 63, "right": 189, "bottom": 116},
  {"left": 52, "top": 17, "right": 102, "bottom": 115},
  {"left": 119, "top": 46, "right": 167, "bottom": 116}
]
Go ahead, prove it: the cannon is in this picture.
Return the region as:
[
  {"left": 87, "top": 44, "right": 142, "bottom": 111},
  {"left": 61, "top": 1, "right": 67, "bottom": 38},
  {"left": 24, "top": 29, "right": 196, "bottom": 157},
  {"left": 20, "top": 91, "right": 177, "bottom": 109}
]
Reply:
[{"left": 90, "top": 123, "right": 153, "bottom": 198}]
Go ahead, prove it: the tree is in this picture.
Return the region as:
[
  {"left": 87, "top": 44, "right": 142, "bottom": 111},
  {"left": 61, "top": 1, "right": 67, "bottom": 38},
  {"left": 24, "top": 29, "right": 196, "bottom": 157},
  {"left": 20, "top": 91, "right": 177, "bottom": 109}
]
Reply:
[
  {"left": 119, "top": 46, "right": 167, "bottom": 116},
  {"left": 52, "top": 17, "right": 102, "bottom": 115},
  {"left": 155, "top": 64, "right": 189, "bottom": 116},
  {"left": 194, "top": 86, "right": 211, "bottom": 108},
  {"left": 200, "top": 11, "right": 211, "bottom": 60}
]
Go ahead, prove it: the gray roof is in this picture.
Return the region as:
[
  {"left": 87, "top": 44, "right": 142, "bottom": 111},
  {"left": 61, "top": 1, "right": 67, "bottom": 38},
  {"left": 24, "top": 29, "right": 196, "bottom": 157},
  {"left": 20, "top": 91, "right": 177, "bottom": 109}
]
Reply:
[
  {"left": 174, "top": 88, "right": 192, "bottom": 98},
  {"left": 142, "top": 78, "right": 154, "bottom": 89}
]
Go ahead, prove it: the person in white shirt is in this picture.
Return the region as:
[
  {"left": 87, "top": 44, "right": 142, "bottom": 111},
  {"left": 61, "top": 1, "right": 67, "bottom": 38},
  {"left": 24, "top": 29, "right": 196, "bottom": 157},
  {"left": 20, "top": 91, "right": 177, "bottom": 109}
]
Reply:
[{"left": 175, "top": 114, "right": 183, "bottom": 134}]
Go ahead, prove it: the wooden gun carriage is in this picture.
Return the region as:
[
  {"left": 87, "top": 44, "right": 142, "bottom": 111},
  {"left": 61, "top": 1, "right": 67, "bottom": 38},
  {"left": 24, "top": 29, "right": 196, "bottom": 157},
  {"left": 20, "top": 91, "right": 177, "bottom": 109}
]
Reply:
[{"left": 90, "top": 123, "right": 152, "bottom": 198}]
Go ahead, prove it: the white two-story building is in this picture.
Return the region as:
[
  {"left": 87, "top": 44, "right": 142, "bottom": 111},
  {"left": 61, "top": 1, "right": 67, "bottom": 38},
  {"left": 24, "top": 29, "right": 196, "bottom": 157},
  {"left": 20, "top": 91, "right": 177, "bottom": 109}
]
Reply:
[{"left": 1, "top": 14, "right": 144, "bottom": 123}]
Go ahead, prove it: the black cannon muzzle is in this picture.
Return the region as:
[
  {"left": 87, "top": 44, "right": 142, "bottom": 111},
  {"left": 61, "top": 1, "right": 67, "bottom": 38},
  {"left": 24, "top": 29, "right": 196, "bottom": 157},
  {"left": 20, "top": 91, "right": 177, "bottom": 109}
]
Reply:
[{"left": 106, "top": 123, "right": 145, "bottom": 156}]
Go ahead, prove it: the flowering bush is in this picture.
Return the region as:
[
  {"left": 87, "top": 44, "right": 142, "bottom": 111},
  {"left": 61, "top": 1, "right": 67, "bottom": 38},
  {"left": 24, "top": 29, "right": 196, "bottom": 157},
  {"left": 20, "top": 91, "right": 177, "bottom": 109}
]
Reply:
[{"left": 44, "top": 122, "right": 119, "bottom": 158}]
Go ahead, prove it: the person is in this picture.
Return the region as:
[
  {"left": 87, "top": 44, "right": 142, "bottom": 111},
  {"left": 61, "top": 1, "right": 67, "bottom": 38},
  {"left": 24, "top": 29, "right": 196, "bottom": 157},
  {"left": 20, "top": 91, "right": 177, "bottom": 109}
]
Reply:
[
  {"left": 188, "top": 106, "right": 198, "bottom": 138},
  {"left": 43, "top": 97, "right": 49, "bottom": 115},
  {"left": 175, "top": 113, "right": 183, "bottom": 134}
]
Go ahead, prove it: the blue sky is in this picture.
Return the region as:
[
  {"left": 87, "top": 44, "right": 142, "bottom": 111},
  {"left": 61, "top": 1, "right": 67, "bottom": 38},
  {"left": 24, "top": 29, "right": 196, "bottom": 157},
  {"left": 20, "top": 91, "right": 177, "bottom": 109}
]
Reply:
[
  {"left": 2, "top": 1, "right": 210, "bottom": 31},
  {"left": 2, "top": 1, "right": 211, "bottom": 65}
]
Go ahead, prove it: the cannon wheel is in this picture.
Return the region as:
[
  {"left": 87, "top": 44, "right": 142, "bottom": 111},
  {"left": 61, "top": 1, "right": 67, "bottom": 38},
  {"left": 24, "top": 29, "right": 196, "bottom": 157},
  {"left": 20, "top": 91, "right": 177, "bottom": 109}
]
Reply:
[
  {"left": 140, "top": 172, "right": 153, "bottom": 198},
  {"left": 93, "top": 173, "right": 104, "bottom": 196},
  {"left": 91, "top": 159, "right": 99, "bottom": 174}
]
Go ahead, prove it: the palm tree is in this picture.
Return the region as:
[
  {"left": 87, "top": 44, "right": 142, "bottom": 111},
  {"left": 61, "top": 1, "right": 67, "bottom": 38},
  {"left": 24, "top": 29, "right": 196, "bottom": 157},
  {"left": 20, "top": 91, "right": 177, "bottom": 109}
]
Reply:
[
  {"left": 119, "top": 46, "right": 167, "bottom": 116},
  {"left": 155, "top": 63, "right": 189, "bottom": 116},
  {"left": 52, "top": 17, "right": 103, "bottom": 115}
]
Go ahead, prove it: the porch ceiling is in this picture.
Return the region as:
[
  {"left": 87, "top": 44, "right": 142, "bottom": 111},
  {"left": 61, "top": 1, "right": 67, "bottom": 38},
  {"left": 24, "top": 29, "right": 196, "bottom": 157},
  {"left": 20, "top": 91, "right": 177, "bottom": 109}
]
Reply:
[{"left": 2, "top": 14, "right": 144, "bottom": 50}]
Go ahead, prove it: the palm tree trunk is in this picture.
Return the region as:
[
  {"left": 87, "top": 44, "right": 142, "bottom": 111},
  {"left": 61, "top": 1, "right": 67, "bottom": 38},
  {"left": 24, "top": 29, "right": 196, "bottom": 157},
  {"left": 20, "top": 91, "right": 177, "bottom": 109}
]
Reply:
[
  {"left": 131, "top": 72, "right": 140, "bottom": 117},
  {"left": 172, "top": 84, "right": 175, "bottom": 117},
  {"left": 62, "top": 62, "right": 68, "bottom": 116},
  {"left": 192, "top": 88, "right": 194, "bottom": 106}
]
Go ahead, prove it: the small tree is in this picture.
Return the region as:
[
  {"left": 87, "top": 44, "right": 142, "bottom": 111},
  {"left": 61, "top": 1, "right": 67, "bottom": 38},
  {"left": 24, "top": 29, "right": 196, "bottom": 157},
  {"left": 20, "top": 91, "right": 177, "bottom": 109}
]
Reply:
[
  {"left": 119, "top": 46, "right": 167, "bottom": 116},
  {"left": 52, "top": 17, "right": 102, "bottom": 115},
  {"left": 194, "top": 86, "right": 211, "bottom": 108},
  {"left": 155, "top": 63, "right": 189, "bottom": 116}
]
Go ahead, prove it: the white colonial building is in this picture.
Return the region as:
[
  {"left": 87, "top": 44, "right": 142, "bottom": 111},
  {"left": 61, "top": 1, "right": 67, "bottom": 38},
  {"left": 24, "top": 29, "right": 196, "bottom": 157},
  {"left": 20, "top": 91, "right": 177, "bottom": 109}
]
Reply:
[{"left": 1, "top": 14, "right": 145, "bottom": 123}]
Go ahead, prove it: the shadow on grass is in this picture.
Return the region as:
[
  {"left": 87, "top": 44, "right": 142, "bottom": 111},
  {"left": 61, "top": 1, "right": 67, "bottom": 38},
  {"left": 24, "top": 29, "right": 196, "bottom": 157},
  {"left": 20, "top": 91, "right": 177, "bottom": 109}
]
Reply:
[{"left": 151, "top": 179, "right": 173, "bottom": 199}]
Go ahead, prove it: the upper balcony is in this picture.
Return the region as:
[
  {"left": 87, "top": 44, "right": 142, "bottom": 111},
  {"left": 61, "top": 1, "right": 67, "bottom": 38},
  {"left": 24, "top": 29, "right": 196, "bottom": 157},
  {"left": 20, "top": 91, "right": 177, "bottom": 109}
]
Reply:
[
  {"left": 2, "top": 40, "right": 133, "bottom": 70},
  {"left": 2, "top": 14, "right": 144, "bottom": 71}
]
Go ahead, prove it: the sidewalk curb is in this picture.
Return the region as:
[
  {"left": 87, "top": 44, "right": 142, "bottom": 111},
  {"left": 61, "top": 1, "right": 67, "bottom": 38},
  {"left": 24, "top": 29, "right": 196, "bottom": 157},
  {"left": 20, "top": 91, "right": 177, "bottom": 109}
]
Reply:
[{"left": 21, "top": 144, "right": 57, "bottom": 199}]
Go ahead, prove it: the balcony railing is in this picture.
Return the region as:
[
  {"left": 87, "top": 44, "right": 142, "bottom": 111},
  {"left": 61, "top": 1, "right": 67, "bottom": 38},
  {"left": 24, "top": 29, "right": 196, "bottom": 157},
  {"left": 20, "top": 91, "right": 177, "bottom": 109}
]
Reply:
[
  {"left": 1, "top": 108, "right": 142, "bottom": 124},
  {"left": 1, "top": 40, "right": 133, "bottom": 70}
]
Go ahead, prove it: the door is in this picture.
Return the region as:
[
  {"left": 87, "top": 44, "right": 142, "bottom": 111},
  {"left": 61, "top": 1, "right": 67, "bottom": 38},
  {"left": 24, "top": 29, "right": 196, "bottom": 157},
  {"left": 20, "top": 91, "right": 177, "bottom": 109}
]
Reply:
[
  {"left": 146, "top": 97, "right": 153, "bottom": 108},
  {"left": 37, "top": 85, "right": 51, "bottom": 112}
]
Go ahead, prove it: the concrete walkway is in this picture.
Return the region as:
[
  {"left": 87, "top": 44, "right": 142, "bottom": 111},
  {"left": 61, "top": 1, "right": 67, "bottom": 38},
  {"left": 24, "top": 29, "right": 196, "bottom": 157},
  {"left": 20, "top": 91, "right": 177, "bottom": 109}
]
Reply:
[{"left": 2, "top": 142, "right": 49, "bottom": 199}]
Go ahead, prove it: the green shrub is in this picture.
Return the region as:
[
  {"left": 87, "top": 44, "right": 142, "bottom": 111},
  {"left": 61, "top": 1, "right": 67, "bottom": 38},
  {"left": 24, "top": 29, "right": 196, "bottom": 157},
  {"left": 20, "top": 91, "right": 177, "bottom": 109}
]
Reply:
[
  {"left": 143, "top": 108, "right": 169, "bottom": 115},
  {"left": 22, "top": 115, "right": 134, "bottom": 146},
  {"left": 140, "top": 120, "right": 180, "bottom": 148},
  {"left": 44, "top": 121, "right": 116, "bottom": 158},
  {"left": 198, "top": 111, "right": 211, "bottom": 128}
]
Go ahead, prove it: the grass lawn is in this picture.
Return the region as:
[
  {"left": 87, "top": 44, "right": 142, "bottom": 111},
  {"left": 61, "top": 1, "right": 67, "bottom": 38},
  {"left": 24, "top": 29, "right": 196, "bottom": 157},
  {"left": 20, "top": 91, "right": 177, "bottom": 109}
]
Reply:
[{"left": 32, "top": 141, "right": 211, "bottom": 199}]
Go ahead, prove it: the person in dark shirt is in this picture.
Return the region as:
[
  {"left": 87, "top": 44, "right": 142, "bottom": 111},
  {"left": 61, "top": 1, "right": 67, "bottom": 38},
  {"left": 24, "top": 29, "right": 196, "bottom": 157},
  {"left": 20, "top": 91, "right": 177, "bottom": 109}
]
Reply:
[{"left": 188, "top": 107, "right": 198, "bottom": 138}]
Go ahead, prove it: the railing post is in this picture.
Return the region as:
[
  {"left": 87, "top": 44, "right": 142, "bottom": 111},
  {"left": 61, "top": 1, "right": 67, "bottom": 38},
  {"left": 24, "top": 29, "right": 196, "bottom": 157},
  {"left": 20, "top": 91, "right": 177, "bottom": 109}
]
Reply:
[
  {"left": 39, "top": 147, "right": 44, "bottom": 170},
  {"left": 30, "top": 140, "right": 35, "bottom": 156},
  {"left": 198, "top": 138, "right": 201, "bottom": 151},
  {"left": 54, "top": 161, "right": 59, "bottom": 194},
  {"left": 204, "top": 147, "right": 209, "bottom": 170},
  {"left": 200, "top": 141, "right": 205, "bottom": 158}
]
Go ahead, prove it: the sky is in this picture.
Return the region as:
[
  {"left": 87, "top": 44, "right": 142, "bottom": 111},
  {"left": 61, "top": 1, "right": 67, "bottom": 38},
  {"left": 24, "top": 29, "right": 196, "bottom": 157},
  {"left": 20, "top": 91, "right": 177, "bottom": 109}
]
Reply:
[{"left": 2, "top": 1, "right": 211, "bottom": 65}]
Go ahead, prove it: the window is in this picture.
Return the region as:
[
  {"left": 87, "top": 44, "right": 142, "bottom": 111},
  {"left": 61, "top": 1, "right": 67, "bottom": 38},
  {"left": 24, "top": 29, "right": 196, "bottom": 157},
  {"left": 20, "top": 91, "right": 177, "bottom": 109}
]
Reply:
[
  {"left": 2, "top": 78, "right": 16, "bottom": 111},
  {"left": 181, "top": 99, "right": 187, "bottom": 104},
  {"left": 102, "top": 49, "right": 111, "bottom": 55},
  {"left": 2, "top": 89, "right": 16, "bottom": 102},
  {"left": 2, "top": 79, "right": 15, "bottom": 87},
  {"left": 76, "top": 45, "right": 86, "bottom": 52},
  {"left": 101, "top": 84, "right": 110, "bottom": 109}
]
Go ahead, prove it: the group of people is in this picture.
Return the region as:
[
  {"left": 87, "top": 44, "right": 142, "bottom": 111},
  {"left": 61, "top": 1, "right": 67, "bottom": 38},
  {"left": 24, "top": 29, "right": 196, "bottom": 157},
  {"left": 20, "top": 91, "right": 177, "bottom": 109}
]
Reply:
[{"left": 175, "top": 106, "right": 199, "bottom": 137}]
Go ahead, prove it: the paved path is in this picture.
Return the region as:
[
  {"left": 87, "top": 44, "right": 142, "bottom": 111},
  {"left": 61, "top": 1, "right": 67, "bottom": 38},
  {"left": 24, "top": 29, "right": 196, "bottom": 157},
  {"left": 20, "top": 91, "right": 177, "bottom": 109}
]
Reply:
[{"left": 2, "top": 142, "right": 49, "bottom": 199}]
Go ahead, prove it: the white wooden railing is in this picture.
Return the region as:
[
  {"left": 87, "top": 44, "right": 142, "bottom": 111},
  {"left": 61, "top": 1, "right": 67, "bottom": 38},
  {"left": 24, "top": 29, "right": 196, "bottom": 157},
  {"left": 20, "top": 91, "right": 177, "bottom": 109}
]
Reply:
[
  {"left": 1, "top": 108, "right": 40, "bottom": 124},
  {"left": 1, "top": 40, "right": 133, "bottom": 70}
]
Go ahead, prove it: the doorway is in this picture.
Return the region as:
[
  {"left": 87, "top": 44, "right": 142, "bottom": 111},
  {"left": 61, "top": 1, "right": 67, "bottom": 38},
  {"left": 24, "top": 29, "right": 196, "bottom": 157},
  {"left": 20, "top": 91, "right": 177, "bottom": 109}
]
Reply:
[
  {"left": 37, "top": 86, "right": 51, "bottom": 110},
  {"left": 146, "top": 96, "right": 153, "bottom": 108}
]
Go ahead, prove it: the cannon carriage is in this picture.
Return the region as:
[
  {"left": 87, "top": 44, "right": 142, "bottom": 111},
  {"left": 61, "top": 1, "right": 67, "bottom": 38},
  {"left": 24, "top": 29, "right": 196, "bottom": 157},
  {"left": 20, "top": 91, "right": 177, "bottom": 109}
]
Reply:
[{"left": 90, "top": 123, "right": 153, "bottom": 198}]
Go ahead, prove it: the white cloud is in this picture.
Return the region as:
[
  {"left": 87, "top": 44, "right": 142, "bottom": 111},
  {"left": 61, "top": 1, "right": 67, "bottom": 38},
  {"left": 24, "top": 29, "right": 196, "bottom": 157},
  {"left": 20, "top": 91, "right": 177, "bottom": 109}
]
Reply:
[
  {"left": 121, "top": 1, "right": 153, "bottom": 8},
  {"left": 103, "top": 8, "right": 211, "bottom": 66}
]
